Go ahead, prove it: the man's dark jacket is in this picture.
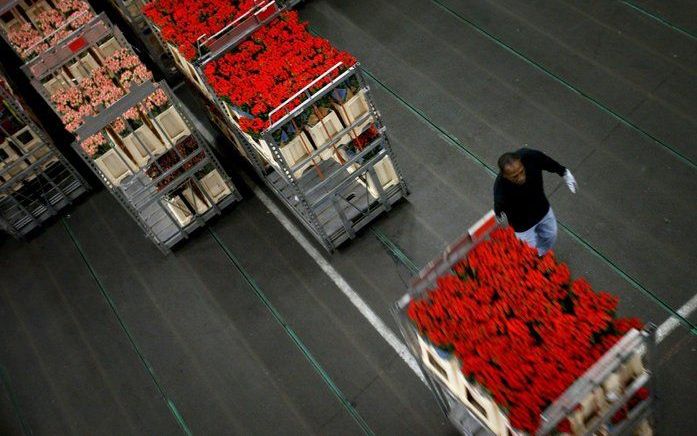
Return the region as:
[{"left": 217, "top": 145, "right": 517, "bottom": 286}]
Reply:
[{"left": 494, "top": 148, "right": 565, "bottom": 232}]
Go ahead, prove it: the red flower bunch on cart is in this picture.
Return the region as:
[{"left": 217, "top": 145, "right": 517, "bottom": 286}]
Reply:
[
  {"left": 203, "top": 11, "right": 356, "bottom": 135},
  {"left": 407, "top": 227, "right": 643, "bottom": 433},
  {"left": 143, "top": 0, "right": 258, "bottom": 60}
]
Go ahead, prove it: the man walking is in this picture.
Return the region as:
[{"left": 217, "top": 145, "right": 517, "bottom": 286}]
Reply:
[{"left": 494, "top": 148, "right": 577, "bottom": 255}]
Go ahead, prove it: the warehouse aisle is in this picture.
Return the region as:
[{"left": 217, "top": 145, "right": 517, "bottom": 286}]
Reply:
[
  {"left": 300, "top": 0, "right": 697, "bottom": 320},
  {"left": 0, "top": 227, "right": 180, "bottom": 435},
  {"left": 1, "top": 0, "right": 695, "bottom": 435},
  {"left": 619, "top": 0, "right": 697, "bottom": 36},
  {"left": 62, "top": 192, "right": 374, "bottom": 435}
]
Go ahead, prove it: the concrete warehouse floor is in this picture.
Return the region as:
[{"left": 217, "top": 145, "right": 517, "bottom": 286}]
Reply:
[{"left": 1, "top": 0, "right": 695, "bottom": 434}]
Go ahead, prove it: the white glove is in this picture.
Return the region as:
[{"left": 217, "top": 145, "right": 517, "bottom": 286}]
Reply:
[
  {"left": 564, "top": 169, "right": 577, "bottom": 193},
  {"left": 495, "top": 212, "right": 507, "bottom": 224}
]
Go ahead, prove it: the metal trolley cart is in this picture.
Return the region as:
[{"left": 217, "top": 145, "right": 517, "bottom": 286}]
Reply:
[
  {"left": 4, "top": 5, "right": 241, "bottom": 252},
  {"left": 72, "top": 80, "right": 241, "bottom": 253},
  {"left": 142, "top": 0, "right": 408, "bottom": 251},
  {"left": 393, "top": 211, "right": 656, "bottom": 436},
  {"left": 209, "top": 63, "right": 408, "bottom": 251},
  {"left": 0, "top": 70, "right": 88, "bottom": 238}
]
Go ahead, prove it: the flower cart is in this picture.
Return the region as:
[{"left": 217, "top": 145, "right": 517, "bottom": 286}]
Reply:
[
  {"left": 18, "top": 11, "right": 146, "bottom": 121},
  {"left": 229, "top": 62, "right": 408, "bottom": 251},
  {"left": 393, "top": 211, "right": 656, "bottom": 436},
  {"left": 73, "top": 80, "right": 241, "bottom": 252},
  {"left": 142, "top": 4, "right": 408, "bottom": 251},
  {"left": 7, "top": 7, "right": 240, "bottom": 252},
  {"left": 105, "top": 0, "right": 177, "bottom": 77},
  {"left": 142, "top": 1, "right": 306, "bottom": 125},
  {"left": 0, "top": 68, "right": 88, "bottom": 238}
]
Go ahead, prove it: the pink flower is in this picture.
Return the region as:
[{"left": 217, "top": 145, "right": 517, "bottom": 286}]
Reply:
[
  {"left": 79, "top": 132, "right": 106, "bottom": 157},
  {"left": 49, "top": 46, "right": 153, "bottom": 133},
  {"left": 7, "top": 23, "right": 47, "bottom": 59},
  {"left": 111, "top": 117, "right": 127, "bottom": 134},
  {"left": 4, "top": 0, "right": 94, "bottom": 59},
  {"left": 144, "top": 89, "right": 170, "bottom": 112}
]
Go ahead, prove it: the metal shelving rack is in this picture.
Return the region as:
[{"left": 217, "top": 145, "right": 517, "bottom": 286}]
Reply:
[
  {"left": 243, "top": 64, "right": 408, "bottom": 251},
  {"left": 105, "top": 0, "right": 177, "bottom": 77},
  {"left": 144, "top": 0, "right": 409, "bottom": 251},
  {"left": 0, "top": 71, "right": 88, "bottom": 238},
  {"left": 393, "top": 212, "right": 656, "bottom": 436},
  {"left": 72, "top": 80, "right": 241, "bottom": 252},
  {"left": 5, "top": 6, "right": 240, "bottom": 252}
]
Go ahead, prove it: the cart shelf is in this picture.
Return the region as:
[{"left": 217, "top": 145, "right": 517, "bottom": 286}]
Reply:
[
  {"left": 141, "top": 4, "right": 408, "bottom": 250},
  {"left": 9, "top": 9, "right": 241, "bottom": 253}
]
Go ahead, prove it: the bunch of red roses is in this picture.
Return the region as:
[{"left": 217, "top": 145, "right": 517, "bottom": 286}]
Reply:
[
  {"left": 407, "top": 227, "right": 643, "bottom": 433},
  {"left": 203, "top": 11, "right": 356, "bottom": 135},
  {"left": 143, "top": 0, "right": 258, "bottom": 60}
]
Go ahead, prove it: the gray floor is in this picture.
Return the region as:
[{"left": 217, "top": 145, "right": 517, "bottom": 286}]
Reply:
[{"left": 1, "top": 0, "right": 696, "bottom": 435}]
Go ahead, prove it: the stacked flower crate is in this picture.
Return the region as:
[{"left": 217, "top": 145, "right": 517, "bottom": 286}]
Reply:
[
  {"left": 0, "top": 0, "right": 241, "bottom": 252},
  {"left": 394, "top": 212, "right": 655, "bottom": 436},
  {"left": 142, "top": 0, "right": 408, "bottom": 251},
  {"left": 0, "top": 67, "right": 88, "bottom": 237}
]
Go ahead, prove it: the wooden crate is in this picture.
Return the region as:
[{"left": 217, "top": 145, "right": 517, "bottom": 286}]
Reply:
[
  {"left": 278, "top": 131, "right": 319, "bottom": 178},
  {"left": 364, "top": 155, "right": 400, "bottom": 199},
  {"left": 119, "top": 124, "right": 166, "bottom": 168},
  {"left": 154, "top": 106, "right": 191, "bottom": 145},
  {"left": 199, "top": 169, "right": 232, "bottom": 204},
  {"left": 417, "top": 336, "right": 461, "bottom": 393},
  {"left": 453, "top": 369, "right": 508, "bottom": 435},
  {"left": 182, "top": 186, "right": 211, "bottom": 215},
  {"left": 66, "top": 52, "right": 100, "bottom": 81},
  {"left": 25, "top": 1, "right": 52, "bottom": 22},
  {"left": 94, "top": 148, "right": 133, "bottom": 186},
  {"left": 165, "top": 194, "right": 194, "bottom": 227},
  {"left": 97, "top": 36, "right": 123, "bottom": 60},
  {"left": 332, "top": 89, "right": 373, "bottom": 137},
  {"left": 304, "top": 108, "right": 351, "bottom": 160},
  {"left": 43, "top": 74, "right": 73, "bottom": 96}
]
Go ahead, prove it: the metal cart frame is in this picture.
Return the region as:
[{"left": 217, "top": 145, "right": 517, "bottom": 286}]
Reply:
[
  {"left": 393, "top": 211, "right": 656, "bottom": 435},
  {"left": 72, "top": 80, "right": 241, "bottom": 253},
  {"left": 0, "top": 71, "right": 88, "bottom": 237},
  {"left": 9, "top": 9, "right": 240, "bottom": 252}
]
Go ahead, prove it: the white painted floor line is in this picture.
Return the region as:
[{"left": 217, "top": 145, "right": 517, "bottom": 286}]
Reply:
[
  {"left": 248, "top": 181, "right": 427, "bottom": 385},
  {"left": 656, "top": 292, "right": 697, "bottom": 343}
]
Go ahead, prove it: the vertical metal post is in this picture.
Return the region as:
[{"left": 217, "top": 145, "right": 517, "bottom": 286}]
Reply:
[
  {"left": 332, "top": 195, "right": 355, "bottom": 238},
  {"left": 643, "top": 323, "right": 658, "bottom": 433},
  {"left": 355, "top": 68, "right": 409, "bottom": 196},
  {"left": 262, "top": 129, "right": 332, "bottom": 248},
  {"left": 366, "top": 164, "right": 389, "bottom": 211}
]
